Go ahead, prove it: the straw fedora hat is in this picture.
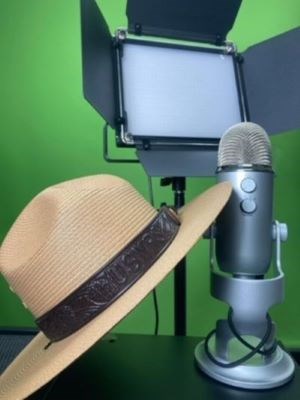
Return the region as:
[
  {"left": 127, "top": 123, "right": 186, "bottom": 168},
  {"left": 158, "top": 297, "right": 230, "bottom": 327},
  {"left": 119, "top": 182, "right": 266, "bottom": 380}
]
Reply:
[{"left": 0, "top": 174, "right": 231, "bottom": 399}]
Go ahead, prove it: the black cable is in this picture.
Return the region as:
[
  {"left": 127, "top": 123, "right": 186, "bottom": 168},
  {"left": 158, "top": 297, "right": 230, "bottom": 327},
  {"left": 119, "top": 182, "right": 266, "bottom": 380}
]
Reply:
[
  {"left": 204, "top": 312, "right": 274, "bottom": 369},
  {"left": 152, "top": 288, "right": 160, "bottom": 336},
  {"left": 147, "top": 175, "right": 155, "bottom": 206},
  {"left": 227, "top": 308, "right": 277, "bottom": 357},
  {"left": 147, "top": 175, "right": 160, "bottom": 336}
]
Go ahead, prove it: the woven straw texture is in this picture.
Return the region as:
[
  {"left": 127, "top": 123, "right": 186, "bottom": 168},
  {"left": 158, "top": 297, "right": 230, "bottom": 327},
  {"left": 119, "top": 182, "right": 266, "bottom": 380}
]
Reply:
[
  {"left": 0, "top": 175, "right": 156, "bottom": 317},
  {"left": 0, "top": 175, "right": 231, "bottom": 399}
]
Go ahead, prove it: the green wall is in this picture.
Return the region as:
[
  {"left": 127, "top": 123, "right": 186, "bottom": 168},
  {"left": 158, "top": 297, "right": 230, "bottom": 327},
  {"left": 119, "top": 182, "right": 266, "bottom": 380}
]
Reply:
[{"left": 0, "top": 0, "right": 299, "bottom": 346}]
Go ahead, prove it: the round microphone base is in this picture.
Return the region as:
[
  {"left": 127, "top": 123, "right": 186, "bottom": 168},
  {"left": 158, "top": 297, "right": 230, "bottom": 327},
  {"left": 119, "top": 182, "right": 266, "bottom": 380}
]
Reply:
[{"left": 195, "top": 340, "right": 295, "bottom": 390}]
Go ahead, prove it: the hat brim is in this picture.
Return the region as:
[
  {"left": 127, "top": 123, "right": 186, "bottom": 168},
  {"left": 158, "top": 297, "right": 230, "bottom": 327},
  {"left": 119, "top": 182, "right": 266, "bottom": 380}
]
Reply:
[{"left": 0, "top": 182, "right": 231, "bottom": 400}]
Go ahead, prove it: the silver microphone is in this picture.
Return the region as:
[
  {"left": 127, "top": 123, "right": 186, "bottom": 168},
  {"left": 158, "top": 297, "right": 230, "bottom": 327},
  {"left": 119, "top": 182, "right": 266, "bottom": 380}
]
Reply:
[
  {"left": 216, "top": 122, "right": 274, "bottom": 277},
  {"left": 195, "top": 122, "right": 295, "bottom": 390}
]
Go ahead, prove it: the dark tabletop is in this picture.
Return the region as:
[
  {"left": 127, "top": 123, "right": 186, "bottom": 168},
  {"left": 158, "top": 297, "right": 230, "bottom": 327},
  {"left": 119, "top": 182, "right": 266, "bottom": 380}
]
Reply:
[{"left": 25, "top": 333, "right": 300, "bottom": 400}]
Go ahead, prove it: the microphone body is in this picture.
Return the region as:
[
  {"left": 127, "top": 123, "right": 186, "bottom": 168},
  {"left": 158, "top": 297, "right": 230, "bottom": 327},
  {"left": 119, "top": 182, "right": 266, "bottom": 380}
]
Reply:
[
  {"left": 216, "top": 167, "right": 273, "bottom": 276},
  {"left": 215, "top": 122, "right": 274, "bottom": 277}
]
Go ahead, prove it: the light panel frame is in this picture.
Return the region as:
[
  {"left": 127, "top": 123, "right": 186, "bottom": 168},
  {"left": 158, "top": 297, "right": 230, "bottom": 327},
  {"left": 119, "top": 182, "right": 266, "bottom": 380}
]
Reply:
[{"left": 114, "top": 35, "right": 247, "bottom": 147}]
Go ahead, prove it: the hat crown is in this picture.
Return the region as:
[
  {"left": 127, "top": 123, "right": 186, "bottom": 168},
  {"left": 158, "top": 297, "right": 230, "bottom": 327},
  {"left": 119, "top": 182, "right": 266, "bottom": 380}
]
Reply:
[{"left": 0, "top": 175, "right": 157, "bottom": 317}]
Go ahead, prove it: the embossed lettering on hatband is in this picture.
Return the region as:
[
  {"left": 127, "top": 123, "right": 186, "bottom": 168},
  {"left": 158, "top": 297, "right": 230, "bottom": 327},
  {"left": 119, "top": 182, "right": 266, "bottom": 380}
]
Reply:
[{"left": 36, "top": 207, "right": 180, "bottom": 342}]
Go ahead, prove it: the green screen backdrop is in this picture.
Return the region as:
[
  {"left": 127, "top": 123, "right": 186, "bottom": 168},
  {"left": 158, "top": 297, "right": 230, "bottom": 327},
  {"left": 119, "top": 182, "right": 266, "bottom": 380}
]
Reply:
[{"left": 0, "top": 0, "right": 299, "bottom": 347}]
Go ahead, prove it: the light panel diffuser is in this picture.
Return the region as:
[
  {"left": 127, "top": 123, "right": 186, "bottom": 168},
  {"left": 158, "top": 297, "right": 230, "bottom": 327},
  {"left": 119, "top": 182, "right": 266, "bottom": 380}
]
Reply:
[{"left": 121, "top": 42, "right": 242, "bottom": 139}]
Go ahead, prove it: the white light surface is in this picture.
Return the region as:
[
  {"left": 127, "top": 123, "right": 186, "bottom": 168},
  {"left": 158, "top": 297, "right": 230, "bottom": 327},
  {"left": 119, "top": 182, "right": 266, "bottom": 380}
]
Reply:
[{"left": 121, "top": 43, "right": 242, "bottom": 139}]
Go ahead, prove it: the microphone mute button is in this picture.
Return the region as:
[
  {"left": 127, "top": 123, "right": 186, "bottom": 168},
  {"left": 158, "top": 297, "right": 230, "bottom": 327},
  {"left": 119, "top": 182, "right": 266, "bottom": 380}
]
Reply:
[{"left": 240, "top": 199, "right": 257, "bottom": 214}]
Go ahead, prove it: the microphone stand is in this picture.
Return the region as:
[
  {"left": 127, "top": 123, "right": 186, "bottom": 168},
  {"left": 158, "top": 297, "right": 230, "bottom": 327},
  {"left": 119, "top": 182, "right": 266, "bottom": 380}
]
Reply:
[{"left": 195, "top": 221, "right": 295, "bottom": 389}]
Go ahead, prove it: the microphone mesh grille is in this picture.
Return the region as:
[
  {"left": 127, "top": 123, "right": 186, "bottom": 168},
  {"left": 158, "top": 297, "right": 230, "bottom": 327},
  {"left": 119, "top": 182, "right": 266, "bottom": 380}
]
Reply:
[{"left": 218, "top": 122, "right": 272, "bottom": 167}]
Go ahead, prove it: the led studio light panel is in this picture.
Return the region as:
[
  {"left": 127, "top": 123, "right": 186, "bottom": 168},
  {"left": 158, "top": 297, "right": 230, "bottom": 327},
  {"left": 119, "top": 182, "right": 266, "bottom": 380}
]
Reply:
[
  {"left": 81, "top": 0, "right": 300, "bottom": 175},
  {"left": 120, "top": 41, "right": 243, "bottom": 140}
]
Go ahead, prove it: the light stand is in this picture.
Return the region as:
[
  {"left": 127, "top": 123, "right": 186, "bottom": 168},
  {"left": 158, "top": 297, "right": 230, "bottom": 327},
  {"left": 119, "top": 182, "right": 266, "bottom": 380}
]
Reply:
[{"left": 161, "top": 177, "right": 187, "bottom": 335}]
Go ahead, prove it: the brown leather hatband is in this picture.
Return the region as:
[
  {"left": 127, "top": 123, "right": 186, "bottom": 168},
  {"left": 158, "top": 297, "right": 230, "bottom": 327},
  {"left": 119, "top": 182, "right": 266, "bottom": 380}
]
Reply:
[{"left": 36, "top": 207, "right": 180, "bottom": 342}]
